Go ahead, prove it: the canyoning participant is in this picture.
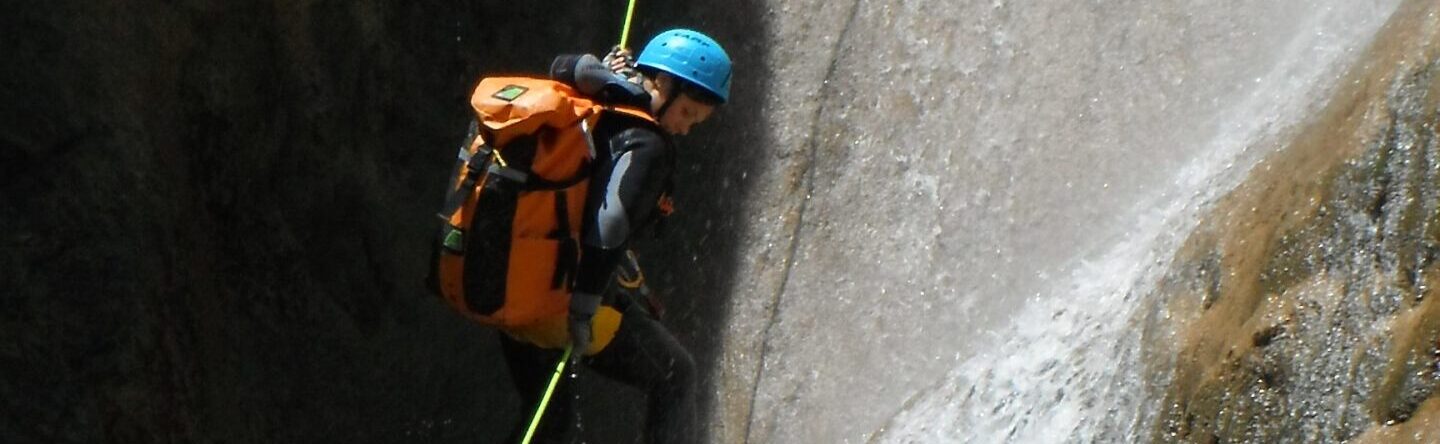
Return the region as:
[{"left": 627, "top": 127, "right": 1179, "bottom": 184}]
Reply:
[{"left": 430, "top": 29, "right": 731, "bottom": 443}]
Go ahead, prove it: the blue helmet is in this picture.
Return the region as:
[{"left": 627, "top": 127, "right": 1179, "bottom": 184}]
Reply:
[{"left": 636, "top": 29, "right": 732, "bottom": 104}]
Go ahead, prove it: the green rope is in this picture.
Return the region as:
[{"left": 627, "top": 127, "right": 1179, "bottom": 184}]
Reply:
[
  {"left": 619, "top": 0, "right": 639, "bottom": 48},
  {"left": 521, "top": 345, "right": 573, "bottom": 444}
]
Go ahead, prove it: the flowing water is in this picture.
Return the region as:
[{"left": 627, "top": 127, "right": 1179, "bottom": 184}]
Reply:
[{"left": 861, "top": 2, "right": 1405, "bottom": 442}]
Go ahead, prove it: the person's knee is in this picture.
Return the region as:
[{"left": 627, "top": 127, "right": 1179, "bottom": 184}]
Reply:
[{"left": 666, "top": 348, "right": 697, "bottom": 392}]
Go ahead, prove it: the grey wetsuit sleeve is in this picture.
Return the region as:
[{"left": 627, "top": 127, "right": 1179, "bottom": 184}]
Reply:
[
  {"left": 574, "top": 127, "right": 667, "bottom": 295},
  {"left": 585, "top": 128, "right": 666, "bottom": 249}
]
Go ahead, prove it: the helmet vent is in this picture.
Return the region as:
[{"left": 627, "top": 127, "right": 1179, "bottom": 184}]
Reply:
[{"left": 638, "top": 28, "right": 730, "bottom": 103}]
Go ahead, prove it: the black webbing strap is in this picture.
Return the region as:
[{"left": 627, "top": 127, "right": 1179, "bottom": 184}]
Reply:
[
  {"left": 437, "top": 141, "right": 493, "bottom": 221},
  {"left": 549, "top": 191, "right": 579, "bottom": 290},
  {"left": 521, "top": 164, "right": 590, "bottom": 191}
]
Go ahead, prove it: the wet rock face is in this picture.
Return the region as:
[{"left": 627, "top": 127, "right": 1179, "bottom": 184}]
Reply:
[
  {"left": 1, "top": 1, "right": 765, "bottom": 442},
  {"left": 1146, "top": 1, "right": 1440, "bottom": 441}
]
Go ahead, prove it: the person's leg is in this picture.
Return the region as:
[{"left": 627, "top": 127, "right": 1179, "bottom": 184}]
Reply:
[
  {"left": 500, "top": 333, "right": 577, "bottom": 444},
  {"left": 586, "top": 309, "right": 697, "bottom": 443}
]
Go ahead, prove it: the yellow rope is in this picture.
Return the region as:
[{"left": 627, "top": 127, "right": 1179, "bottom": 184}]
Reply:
[
  {"left": 619, "top": 0, "right": 639, "bottom": 48},
  {"left": 520, "top": 345, "right": 572, "bottom": 444}
]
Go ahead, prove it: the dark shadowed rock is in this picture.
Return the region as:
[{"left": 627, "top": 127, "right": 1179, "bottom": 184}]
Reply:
[{"left": 1, "top": 1, "right": 766, "bottom": 442}]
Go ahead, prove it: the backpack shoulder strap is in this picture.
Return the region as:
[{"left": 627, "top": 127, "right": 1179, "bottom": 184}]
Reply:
[{"left": 603, "top": 104, "right": 657, "bottom": 124}]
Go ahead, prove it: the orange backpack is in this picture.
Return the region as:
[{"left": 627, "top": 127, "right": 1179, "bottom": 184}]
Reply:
[{"left": 434, "top": 77, "right": 654, "bottom": 342}]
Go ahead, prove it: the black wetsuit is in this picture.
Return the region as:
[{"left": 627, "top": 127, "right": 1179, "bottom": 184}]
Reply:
[{"left": 501, "top": 56, "right": 696, "bottom": 444}]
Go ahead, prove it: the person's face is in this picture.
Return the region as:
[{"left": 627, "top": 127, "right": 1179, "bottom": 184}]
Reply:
[
  {"left": 648, "top": 74, "right": 717, "bottom": 136},
  {"left": 658, "top": 93, "right": 715, "bottom": 136}
]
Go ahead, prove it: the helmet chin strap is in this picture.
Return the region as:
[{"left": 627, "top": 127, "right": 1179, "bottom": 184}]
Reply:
[{"left": 654, "top": 81, "right": 683, "bottom": 130}]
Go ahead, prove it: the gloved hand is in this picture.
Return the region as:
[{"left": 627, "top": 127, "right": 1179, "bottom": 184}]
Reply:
[
  {"left": 568, "top": 292, "right": 602, "bottom": 358},
  {"left": 603, "top": 46, "right": 641, "bottom": 84}
]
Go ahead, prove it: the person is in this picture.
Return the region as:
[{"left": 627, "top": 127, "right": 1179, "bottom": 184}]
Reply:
[{"left": 499, "top": 29, "right": 732, "bottom": 443}]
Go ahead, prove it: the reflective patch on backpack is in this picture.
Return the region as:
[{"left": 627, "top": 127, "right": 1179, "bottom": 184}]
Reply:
[
  {"left": 492, "top": 85, "right": 529, "bottom": 102},
  {"left": 442, "top": 227, "right": 465, "bottom": 253}
]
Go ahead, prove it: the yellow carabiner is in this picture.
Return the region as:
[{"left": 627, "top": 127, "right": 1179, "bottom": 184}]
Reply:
[{"left": 491, "top": 148, "right": 508, "bottom": 168}]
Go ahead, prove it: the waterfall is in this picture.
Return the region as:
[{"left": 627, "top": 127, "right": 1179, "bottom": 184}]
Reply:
[{"left": 872, "top": 2, "right": 1402, "bottom": 442}]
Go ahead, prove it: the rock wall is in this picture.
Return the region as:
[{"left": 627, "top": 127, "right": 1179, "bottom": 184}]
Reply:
[
  {"left": 7, "top": 0, "right": 1431, "bottom": 442},
  {"left": 1144, "top": 0, "right": 1440, "bottom": 441},
  {"left": 1, "top": 1, "right": 767, "bottom": 442},
  {"left": 735, "top": 0, "right": 1402, "bottom": 441}
]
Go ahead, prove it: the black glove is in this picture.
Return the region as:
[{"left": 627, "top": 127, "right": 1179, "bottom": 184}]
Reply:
[
  {"left": 551, "top": 53, "right": 648, "bottom": 106},
  {"left": 602, "top": 45, "right": 641, "bottom": 84},
  {"left": 568, "top": 292, "right": 601, "bottom": 359}
]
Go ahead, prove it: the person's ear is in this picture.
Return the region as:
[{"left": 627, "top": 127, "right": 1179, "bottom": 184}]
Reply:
[{"left": 654, "top": 73, "right": 675, "bottom": 96}]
